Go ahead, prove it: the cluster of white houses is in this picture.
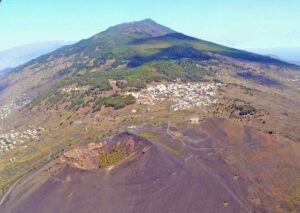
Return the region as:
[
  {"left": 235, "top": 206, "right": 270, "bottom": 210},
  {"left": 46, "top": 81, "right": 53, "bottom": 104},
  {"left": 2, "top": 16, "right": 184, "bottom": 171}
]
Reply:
[
  {"left": 0, "top": 128, "right": 42, "bottom": 155},
  {"left": 0, "top": 95, "right": 30, "bottom": 120},
  {"left": 128, "top": 81, "right": 221, "bottom": 111}
]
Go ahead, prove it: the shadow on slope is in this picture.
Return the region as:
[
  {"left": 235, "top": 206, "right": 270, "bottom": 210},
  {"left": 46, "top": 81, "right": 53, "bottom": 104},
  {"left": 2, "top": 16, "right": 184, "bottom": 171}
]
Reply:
[{"left": 236, "top": 71, "right": 281, "bottom": 87}]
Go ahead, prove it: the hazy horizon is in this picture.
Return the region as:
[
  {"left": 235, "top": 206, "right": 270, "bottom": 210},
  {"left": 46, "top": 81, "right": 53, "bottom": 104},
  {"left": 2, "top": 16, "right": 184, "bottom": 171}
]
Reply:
[
  {"left": 1, "top": 0, "right": 299, "bottom": 51},
  {"left": 249, "top": 46, "right": 300, "bottom": 63}
]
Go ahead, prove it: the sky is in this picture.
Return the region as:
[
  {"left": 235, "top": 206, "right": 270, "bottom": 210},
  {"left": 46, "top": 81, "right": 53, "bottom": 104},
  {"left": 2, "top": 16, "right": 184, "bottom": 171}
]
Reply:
[{"left": 0, "top": 0, "right": 300, "bottom": 51}]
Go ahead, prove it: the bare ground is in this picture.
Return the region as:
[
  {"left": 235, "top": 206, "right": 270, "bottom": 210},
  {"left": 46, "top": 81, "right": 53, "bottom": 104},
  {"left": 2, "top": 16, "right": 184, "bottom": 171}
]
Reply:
[{"left": 0, "top": 118, "right": 299, "bottom": 213}]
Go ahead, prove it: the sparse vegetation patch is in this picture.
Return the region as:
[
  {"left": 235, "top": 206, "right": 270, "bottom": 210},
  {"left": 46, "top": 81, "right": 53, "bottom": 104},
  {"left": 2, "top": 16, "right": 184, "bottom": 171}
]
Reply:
[
  {"left": 93, "top": 94, "right": 136, "bottom": 111},
  {"left": 231, "top": 99, "right": 256, "bottom": 116},
  {"left": 98, "top": 148, "right": 130, "bottom": 168}
]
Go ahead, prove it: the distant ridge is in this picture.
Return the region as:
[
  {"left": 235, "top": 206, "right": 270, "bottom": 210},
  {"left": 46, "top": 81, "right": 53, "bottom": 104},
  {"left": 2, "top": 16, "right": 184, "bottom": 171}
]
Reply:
[
  {"left": 249, "top": 47, "right": 300, "bottom": 66},
  {"left": 0, "top": 41, "right": 73, "bottom": 72}
]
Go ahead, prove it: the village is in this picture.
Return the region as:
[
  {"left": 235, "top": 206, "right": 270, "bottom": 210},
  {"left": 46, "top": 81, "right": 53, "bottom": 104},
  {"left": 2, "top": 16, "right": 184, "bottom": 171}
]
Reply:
[
  {"left": 127, "top": 81, "right": 221, "bottom": 111},
  {"left": 0, "top": 127, "right": 43, "bottom": 156},
  {"left": 0, "top": 95, "right": 30, "bottom": 121}
]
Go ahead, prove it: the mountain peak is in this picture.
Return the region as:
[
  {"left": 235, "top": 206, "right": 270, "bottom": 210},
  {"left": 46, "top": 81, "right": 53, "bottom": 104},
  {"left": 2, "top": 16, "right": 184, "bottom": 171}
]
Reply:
[
  {"left": 138, "top": 18, "right": 156, "bottom": 23},
  {"left": 103, "top": 19, "right": 176, "bottom": 37}
]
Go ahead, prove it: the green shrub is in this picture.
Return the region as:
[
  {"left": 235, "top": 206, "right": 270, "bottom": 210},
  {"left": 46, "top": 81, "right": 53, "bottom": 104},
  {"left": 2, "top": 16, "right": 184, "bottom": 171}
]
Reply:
[
  {"left": 93, "top": 94, "right": 136, "bottom": 111},
  {"left": 102, "top": 94, "right": 136, "bottom": 109},
  {"left": 232, "top": 100, "right": 256, "bottom": 116},
  {"left": 99, "top": 148, "right": 130, "bottom": 168},
  {"left": 116, "top": 80, "right": 127, "bottom": 89}
]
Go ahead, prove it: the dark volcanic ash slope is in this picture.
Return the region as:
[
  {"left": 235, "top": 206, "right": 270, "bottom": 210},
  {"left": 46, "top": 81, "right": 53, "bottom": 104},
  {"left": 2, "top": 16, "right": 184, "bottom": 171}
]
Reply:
[
  {"left": 1, "top": 119, "right": 299, "bottom": 213},
  {"left": 1, "top": 130, "right": 254, "bottom": 213}
]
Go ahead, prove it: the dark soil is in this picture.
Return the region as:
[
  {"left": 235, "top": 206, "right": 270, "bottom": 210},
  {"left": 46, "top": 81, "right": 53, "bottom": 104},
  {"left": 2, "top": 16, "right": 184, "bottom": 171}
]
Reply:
[{"left": 1, "top": 119, "right": 299, "bottom": 213}]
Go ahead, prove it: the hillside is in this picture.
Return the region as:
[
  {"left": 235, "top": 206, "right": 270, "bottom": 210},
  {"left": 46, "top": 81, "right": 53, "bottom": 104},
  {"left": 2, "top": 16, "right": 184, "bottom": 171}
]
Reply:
[
  {"left": 0, "top": 19, "right": 300, "bottom": 212},
  {"left": 0, "top": 19, "right": 296, "bottom": 103}
]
